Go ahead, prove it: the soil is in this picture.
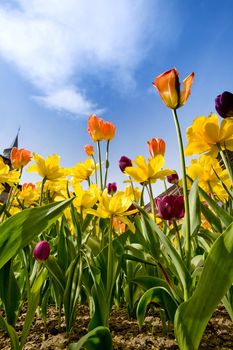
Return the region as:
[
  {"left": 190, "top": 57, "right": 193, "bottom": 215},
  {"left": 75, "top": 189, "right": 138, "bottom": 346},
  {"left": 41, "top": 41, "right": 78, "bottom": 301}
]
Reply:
[{"left": 0, "top": 304, "right": 232, "bottom": 349}]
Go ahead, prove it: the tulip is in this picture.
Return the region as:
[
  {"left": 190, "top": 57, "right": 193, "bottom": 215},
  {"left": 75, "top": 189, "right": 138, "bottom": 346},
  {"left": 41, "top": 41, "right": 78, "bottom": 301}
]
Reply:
[
  {"left": 10, "top": 147, "right": 31, "bottom": 169},
  {"left": 119, "top": 156, "right": 132, "bottom": 173},
  {"left": 107, "top": 182, "right": 117, "bottom": 195},
  {"left": 166, "top": 172, "right": 179, "bottom": 184},
  {"left": 153, "top": 68, "right": 194, "bottom": 109},
  {"left": 147, "top": 138, "right": 166, "bottom": 157},
  {"left": 215, "top": 91, "right": 233, "bottom": 119},
  {"left": 87, "top": 114, "right": 116, "bottom": 142},
  {"left": 155, "top": 195, "right": 184, "bottom": 221},
  {"left": 84, "top": 144, "right": 94, "bottom": 156},
  {"left": 33, "top": 240, "right": 50, "bottom": 261}
]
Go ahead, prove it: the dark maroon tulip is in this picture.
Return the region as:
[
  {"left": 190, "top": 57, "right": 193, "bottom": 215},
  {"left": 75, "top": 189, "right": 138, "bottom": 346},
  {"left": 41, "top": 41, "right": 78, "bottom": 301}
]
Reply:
[
  {"left": 107, "top": 182, "right": 117, "bottom": 195},
  {"left": 166, "top": 172, "right": 179, "bottom": 184},
  {"left": 119, "top": 156, "right": 132, "bottom": 173},
  {"left": 33, "top": 240, "right": 50, "bottom": 261},
  {"left": 215, "top": 91, "right": 233, "bottom": 118},
  {"left": 155, "top": 195, "right": 185, "bottom": 221}
]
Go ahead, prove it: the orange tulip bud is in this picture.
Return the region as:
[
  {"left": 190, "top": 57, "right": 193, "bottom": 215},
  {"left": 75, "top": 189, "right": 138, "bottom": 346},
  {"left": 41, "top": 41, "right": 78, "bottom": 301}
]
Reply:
[
  {"left": 84, "top": 144, "right": 94, "bottom": 156},
  {"left": 152, "top": 68, "right": 194, "bottom": 109},
  {"left": 22, "top": 182, "right": 36, "bottom": 191},
  {"left": 147, "top": 138, "right": 166, "bottom": 157},
  {"left": 10, "top": 147, "right": 32, "bottom": 169}
]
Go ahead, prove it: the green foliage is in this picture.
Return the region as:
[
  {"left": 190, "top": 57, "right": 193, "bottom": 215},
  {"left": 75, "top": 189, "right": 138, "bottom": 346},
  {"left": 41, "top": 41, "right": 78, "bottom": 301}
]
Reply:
[
  {"left": 174, "top": 222, "right": 233, "bottom": 350},
  {"left": 69, "top": 326, "right": 112, "bottom": 350},
  {"left": 0, "top": 199, "right": 73, "bottom": 269}
]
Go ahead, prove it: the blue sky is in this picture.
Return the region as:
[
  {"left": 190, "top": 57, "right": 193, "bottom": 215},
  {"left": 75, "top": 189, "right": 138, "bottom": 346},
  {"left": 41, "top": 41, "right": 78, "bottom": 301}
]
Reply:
[{"left": 0, "top": 0, "right": 233, "bottom": 195}]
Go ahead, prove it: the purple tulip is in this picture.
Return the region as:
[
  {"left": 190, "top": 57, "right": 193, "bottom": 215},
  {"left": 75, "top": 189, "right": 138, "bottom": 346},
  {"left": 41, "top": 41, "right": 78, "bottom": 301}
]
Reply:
[
  {"left": 107, "top": 182, "right": 117, "bottom": 195},
  {"left": 119, "top": 156, "right": 132, "bottom": 173},
  {"left": 215, "top": 91, "right": 233, "bottom": 118},
  {"left": 155, "top": 195, "right": 185, "bottom": 221},
  {"left": 166, "top": 172, "right": 179, "bottom": 184},
  {"left": 33, "top": 240, "right": 50, "bottom": 261}
]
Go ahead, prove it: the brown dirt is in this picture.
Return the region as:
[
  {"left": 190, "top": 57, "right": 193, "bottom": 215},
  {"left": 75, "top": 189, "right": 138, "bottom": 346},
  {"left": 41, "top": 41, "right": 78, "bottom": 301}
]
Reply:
[{"left": 0, "top": 304, "right": 232, "bottom": 349}]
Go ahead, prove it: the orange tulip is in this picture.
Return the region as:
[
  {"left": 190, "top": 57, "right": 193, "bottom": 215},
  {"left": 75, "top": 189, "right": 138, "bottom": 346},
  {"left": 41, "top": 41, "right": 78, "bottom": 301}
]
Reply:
[
  {"left": 87, "top": 114, "right": 116, "bottom": 142},
  {"left": 152, "top": 68, "right": 194, "bottom": 109},
  {"left": 147, "top": 138, "right": 166, "bottom": 157},
  {"left": 87, "top": 114, "right": 104, "bottom": 142},
  {"left": 10, "top": 147, "right": 32, "bottom": 169},
  {"left": 102, "top": 121, "right": 116, "bottom": 141},
  {"left": 84, "top": 144, "right": 94, "bottom": 156},
  {"left": 22, "top": 182, "right": 36, "bottom": 191}
]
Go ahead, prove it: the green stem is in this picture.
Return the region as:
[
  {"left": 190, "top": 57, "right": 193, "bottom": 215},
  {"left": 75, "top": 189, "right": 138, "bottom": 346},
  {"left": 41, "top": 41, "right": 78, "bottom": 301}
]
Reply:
[
  {"left": 107, "top": 216, "right": 113, "bottom": 307},
  {"left": 148, "top": 180, "right": 156, "bottom": 221},
  {"left": 104, "top": 140, "right": 110, "bottom": 188},
  {"left": 39, "top": 177, "right": 47, "bottom": 206},
  {"left": 97, "top": 141, "right": 103, "bottom": 190},
  {"left": 172, "top": 219, "right": 184, "bottom": 259},
  {"left": 218, "top": 146, "right": 233, "bottom": 186},
  {"left": 92, "top": 155, "right": 98, "bottom": 185},
  {"left": 172, "top": 109, "right": 191, "bottom": 269}
]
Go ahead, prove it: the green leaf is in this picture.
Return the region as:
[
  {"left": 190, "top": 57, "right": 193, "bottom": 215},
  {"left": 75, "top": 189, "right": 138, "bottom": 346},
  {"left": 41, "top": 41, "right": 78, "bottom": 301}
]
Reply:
[
  {"left": 184, "top": 178, "right": 201, "bottom": 236},
  {"left": 198, "top": 186, "right": 232, "bottom": 227},
  {"left": 131, "top": 276, "right": 172, "bottom": 293},
  {"left": 0, "top": 199, "right": 73, "bottom": 269},
  {"left": 0, "top": 315, "right": 19, "bottom": 350},
  {"left": 64, "top": 254, "right": 83, "bottom": 332},
  {"left": 137, "top": 287, "right": 178, "bottom": 328},
  {"left": 174, "top": 221, "right": 233, "bottom": 350},
  {"left": 88, "top": 283, "right": 109, "bottom": 331},
  {"left": 69, "top": 326, "right": 112, "bottom": 350},
  {"left": 135, "top": 205, "right": 192, "bottom": 299},
  {"left": 0, "top": 259, "right": 21, "bottom": 326},
  {"left": 20, "top": 267, "right": 48, "bottom": 348},
  {"left": 44, "top": 256, "right": 66, "bottom": 297},
  {"left": 200, "top": 202, "right": 222, "bottom": 233}
]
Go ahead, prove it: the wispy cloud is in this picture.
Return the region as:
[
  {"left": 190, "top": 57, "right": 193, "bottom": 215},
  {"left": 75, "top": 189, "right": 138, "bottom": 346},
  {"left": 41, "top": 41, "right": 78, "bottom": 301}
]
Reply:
[{"left": 0, "top": 0, "right": 176, "bottom": 118}]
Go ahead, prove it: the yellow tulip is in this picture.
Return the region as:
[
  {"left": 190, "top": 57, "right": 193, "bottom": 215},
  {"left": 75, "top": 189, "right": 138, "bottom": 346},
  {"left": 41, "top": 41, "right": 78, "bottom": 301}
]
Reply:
[
  {"left": 27, "top": 153, "right": 67, "bottom": 181},
  {"left": 185, "top": 114, "right": 233, "bottom": 157},
  {"left": 124, "top": 155, "right": 174, "bottom": 183},
  {"left": 73, "top": 183, "right": 99, "bottom": 211},
  {"left": 0, "top": 157, "right": 20, "bottom": 188},
  {"left": 18, "top": 183, "right": 39, "bottom": 207},
  {"left": 87, "top": 189, "right": 136, "bottom": 232},
  {"left": 71, "top": 158, "right": 96, "bottom": 182},
  {"left": 187, "top": 155, "right": 230, "bottom": 201}
]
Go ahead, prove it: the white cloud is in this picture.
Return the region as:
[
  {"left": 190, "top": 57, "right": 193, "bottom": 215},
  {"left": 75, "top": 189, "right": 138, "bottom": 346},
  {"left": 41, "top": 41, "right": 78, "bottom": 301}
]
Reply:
[{"left": 0, "top": 0, "right": 175, "bottom": 117}]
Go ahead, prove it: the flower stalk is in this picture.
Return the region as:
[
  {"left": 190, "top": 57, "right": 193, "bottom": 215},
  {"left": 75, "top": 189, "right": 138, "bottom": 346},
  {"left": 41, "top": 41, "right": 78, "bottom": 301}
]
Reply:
[{"left": 172, "top": 109, "right": 191, "bottom": 269}]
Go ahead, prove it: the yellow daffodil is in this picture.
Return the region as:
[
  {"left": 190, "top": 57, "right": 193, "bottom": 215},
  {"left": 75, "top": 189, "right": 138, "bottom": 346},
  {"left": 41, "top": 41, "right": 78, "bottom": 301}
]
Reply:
[
  {"left": 17, "top": 183, "right": 39, "bottom": 207},
  {"left": 124, "top": 155, "right": 174, "bottom": 184},
  {"left": 187, "top": 155, "right": 230, "bottom": 201},
  {"left": 87, "top": 189, "right": 136, "bottom": 232},
  {"left": 45, "top": 179, "right": 70, "bottom": 201},
  {"left": 27, "top": 153, "right": 67, "bottom": 181},
  {"left": 71, "top": 158, "right": 96, "bottom": 182},
  {"left": 185, "top": 114, "right": 233, "bottom": 157},
  {"left": 0, "top": 157, "right": 20, "bottom": 191},
  {"left": 124, "top": 185, "right": 141, "bottom": 202},
  {"left": 73, "top": 183, "right": 99, "bottom": 212}
]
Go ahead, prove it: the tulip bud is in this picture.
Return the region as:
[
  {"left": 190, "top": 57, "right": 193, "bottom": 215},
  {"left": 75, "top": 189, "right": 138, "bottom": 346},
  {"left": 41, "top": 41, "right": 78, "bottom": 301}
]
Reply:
[
  {"left": 119, "top": 156, "right": 132, "bottom": 173},
  {"left": 166, "top": 172, "right": 179, "bottom": 184},
  {"left": 147, "top": 138, "right": 166, "bottom": 157},
  {"left": 10, "top": 147, "right": 31, "bottom": 169},
  {"left": 107, "top": 182, "right": 117, "bottom": 195},
  {"left": 33, "top": 240, "right": 50, "bottom": 261},
  {"left": 84, "top": 144, "right": 94, "bottom": 156},
  {"left": 215, "top": 91, "right": 233, "bottom": 118},
  {"left": 155, "top": 195, "right": 184, "bottom": 220}
]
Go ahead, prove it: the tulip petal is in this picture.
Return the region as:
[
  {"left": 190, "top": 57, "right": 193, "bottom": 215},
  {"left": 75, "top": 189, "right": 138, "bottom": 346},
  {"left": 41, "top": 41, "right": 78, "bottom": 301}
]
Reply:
[{"left": 180, "top": 72, "right": 194, "bottom": 107}]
